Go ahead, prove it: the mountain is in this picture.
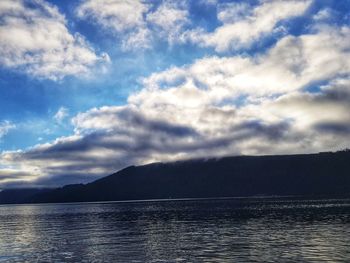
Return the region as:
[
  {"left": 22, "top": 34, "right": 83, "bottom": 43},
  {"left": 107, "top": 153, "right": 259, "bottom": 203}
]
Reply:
[
  {"left": 0, "top": 188, "right": 52, "bottom": 204},
  {"left": 1, "top": 151, "right": 350, "bottom": 204}
]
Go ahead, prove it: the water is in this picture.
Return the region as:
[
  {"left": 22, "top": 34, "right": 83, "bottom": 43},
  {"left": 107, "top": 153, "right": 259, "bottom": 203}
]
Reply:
[{"left": 0, "top": 198, "right": 350, "bottom": 262}]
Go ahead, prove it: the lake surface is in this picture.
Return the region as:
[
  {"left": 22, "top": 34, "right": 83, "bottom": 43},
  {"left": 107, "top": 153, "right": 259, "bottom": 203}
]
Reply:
[{"left": 0, "top": 197, "right": 350, "bottom": 262}]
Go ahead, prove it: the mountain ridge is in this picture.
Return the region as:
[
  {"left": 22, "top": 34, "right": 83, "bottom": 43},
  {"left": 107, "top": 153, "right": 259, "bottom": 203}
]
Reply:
[{"left": 1, "top": 150, "right": 350, "bottom": 204}]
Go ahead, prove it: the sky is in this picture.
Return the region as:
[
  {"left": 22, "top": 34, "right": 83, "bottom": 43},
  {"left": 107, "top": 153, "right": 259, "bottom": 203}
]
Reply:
[{"left": 0, "top": 0, "right": 350, "bottom": 188}]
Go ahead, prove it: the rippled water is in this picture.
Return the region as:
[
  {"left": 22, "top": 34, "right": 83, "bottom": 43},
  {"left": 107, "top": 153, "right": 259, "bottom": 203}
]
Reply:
[{"left": 0, "top": 197, "right": 350, "bottom": 262}]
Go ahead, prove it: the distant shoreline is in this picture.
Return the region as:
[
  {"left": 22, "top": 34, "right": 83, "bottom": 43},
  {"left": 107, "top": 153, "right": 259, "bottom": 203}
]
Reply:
[{"left": 2, "top": 194, "right": 350, "bottom": 207}]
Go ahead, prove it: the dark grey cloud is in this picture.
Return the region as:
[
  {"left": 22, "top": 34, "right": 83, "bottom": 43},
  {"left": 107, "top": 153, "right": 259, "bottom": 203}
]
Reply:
[
  {"left": 0, "top": 170, "right": 30, "bottom": 181},
  {"left": 314, "top": 122, "right": 350, "bottom": 135},
  {"left": 117, "top": 108, "right": 198, "bottom": 137},
  {"left": 314, "top": 87, "right": 350, "bottom": 105},
  {"left": 236, "top": 121, "right": 290, "bottom": 140}
]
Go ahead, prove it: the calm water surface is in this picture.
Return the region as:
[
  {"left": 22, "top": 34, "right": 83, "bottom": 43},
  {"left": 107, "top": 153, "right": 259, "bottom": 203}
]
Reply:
[{"left": 0, "top": 197, "right": 350, "bottom": 262}]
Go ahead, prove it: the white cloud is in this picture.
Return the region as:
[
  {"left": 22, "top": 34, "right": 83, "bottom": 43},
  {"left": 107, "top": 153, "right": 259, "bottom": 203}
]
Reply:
[
  {"left": 74, "top": 0, "right": 312, "bottom": 52},
  {"left": 76, "top": 0, "right": 147, "bottom": 32},
  {"left": 313, "top": 8, "right": 334, "bottom": 21},
  {"left": 76, "top": 0, "right": 151, "bottom": 50},
  {"left": 146, "top": 0, "right": 190, "bottom": 45},
  {"left": 0, "top": 0, "right": 108, "bottom": 80},
  {"left": 121, "top": 27, "right": 152, "bottom": 51},
  {"left": 132, "top": 25, "right": 350, "bottom": 109},
  {"left": 0, "top": 121, "right": 15, "bottom": 140},
  {"left": 187, "top": 0, "right": 312, "bottom": 52},
  {"left": 217, "top": 2, "right": 251, "bottom": 24},
  {"left": 200, "top": 0, "right": 218, "bottom": 5},
  {"left": 54, "top": 107, "right": 69, "bottom": 124},
  {"left": 76, "top": 0, "right": 191, "bottom": 49}
]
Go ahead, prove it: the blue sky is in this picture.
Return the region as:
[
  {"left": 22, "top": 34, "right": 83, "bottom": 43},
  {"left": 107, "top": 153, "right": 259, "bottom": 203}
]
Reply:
[{"left": 0, "top": 0, "right": 350, "bottom": 188}]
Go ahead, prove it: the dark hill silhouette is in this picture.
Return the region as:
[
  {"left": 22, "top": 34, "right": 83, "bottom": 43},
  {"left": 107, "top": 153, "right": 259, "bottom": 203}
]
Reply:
[
  {"left": 0, "top": 188, "right": 51, "bottom": 204},
  {"left": 2, "top": 151, "right": 350, "bottom": 204}
]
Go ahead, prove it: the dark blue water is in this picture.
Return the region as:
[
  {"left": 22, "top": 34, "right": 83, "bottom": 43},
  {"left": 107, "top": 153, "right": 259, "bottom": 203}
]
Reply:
[{"left": 0, "top": 197, "right": 350, "bottom": 262}]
